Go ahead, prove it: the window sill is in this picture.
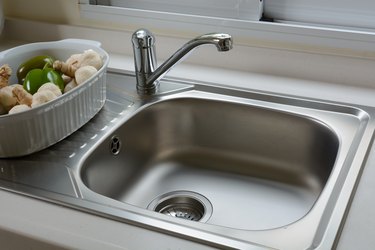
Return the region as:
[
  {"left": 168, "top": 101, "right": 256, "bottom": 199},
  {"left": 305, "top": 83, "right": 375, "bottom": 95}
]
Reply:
[{"left": 79, "top": 3, "right": 375, "bottom": 58}]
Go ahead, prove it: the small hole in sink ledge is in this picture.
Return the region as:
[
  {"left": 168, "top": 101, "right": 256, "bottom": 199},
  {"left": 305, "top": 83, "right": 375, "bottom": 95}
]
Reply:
[{"left": 109, "top": 136, "right": 121, "bottom": 155}]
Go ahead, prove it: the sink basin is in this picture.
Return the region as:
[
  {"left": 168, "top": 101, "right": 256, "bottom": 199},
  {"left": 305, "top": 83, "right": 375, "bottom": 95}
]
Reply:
[
  {"left": 0, "top": 72, "right": 374, "bottom": 250},
  {"left": 75, "top": 74, "right": 374, "bottom": 249},
  {"left": 81, "top": 97, "right": 339, "bottom": 230}
]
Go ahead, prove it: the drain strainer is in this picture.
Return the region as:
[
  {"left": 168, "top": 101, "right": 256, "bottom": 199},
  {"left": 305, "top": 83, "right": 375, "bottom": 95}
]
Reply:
[{"left": 147, "top": 191, "right": 212, "bottom": 222}]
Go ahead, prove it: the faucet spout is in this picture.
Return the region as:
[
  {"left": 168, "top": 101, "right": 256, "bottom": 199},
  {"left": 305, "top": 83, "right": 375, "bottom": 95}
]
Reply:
[{"left": 132, "top": 29, "right": 233, "bottom": 95}]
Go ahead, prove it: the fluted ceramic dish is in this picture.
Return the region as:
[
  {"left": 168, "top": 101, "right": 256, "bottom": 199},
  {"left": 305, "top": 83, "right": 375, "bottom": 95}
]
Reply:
[{"left": 0, "top": 39, "right": 109, "bottom": 157}]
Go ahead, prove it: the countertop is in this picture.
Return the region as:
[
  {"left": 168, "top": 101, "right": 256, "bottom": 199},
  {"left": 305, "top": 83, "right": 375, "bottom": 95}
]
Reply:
[{"left": 1, "top": 19, "right": 375, "bottom": 249}]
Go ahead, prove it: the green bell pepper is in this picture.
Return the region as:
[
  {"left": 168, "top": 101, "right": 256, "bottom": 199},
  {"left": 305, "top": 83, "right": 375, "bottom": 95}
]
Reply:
[
  {"left": 17, "top": 55, "right": 54, "bottom": 85},
  {"left": 23, "top": 68, "right": 64, "bottom": 94}
]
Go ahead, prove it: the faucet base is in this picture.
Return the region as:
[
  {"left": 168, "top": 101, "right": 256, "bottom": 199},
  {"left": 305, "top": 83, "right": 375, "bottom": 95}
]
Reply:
[{"left": 136, "top": 81, "right": 159, "bottom": 95}]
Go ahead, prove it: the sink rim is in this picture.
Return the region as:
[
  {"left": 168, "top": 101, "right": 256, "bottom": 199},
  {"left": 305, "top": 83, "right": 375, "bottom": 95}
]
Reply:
[{"left": 80, "top": 94, "right": 342, "bottom": 231}]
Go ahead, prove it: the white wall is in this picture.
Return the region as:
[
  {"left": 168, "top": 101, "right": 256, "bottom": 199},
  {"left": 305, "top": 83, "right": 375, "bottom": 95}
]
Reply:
[{"left": 3, "top": 0, "right": 132, "bottom": 30}]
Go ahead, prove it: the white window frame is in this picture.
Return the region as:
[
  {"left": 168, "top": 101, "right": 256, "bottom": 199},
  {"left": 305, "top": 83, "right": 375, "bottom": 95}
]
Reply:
[
  {"left": 78, "top": 0, "right": 375, "bottom": 54},
  {"left": 94, "top": 0, "right": 263, "bottom": 21},
  {"left": 264, "top": 1, "right": 375, "bottom": 31}
]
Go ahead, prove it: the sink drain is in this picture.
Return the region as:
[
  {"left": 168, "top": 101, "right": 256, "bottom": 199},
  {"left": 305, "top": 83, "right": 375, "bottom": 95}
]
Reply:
[{"left": 147, "top": 191, "right": 212, "bottom": 222}]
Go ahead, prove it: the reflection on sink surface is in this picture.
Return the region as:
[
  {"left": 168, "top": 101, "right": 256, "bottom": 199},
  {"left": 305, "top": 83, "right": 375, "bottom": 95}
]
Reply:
[{"left": 81, "top": 97, "right": 339, "bottom": 230}]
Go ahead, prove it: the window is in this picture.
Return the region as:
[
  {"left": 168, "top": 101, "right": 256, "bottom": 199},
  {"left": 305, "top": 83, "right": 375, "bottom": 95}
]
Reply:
[
  {"left": 264, "top": 1, "right": 375, "bottom": 30},
  {"left": 82, "top": 0, "right": 375, "bottom": 30}
]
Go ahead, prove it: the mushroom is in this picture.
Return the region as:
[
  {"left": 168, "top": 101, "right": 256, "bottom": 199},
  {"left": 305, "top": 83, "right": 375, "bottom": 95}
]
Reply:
[
  {"left": 38, "top": 82, "right": 62, "bottom": 97},
  {"left": 75, "top": 65, "right": 97, "bottom": 85},
  {"left": 66, "top": 53, "right": 82, "bottom": 66},
  {"left": 8, "top": 104, "right": 31, "bottom": 114},
  {"left": 64, "top": 79, "right": 78, "bottom": 93},
  {"left": 78, "top": 49, "right": 103, "bottom": 70},
  {"left": 0, "top": 85, "right": 17, "bottom": 112},
  {"left": 12, "top": 85, "right": 33, "bottom": 107},
  {"left": 61, "top": 74, "right": 72, "bottom": 85},
  {"left": 53, "top": 50, "right": 102, "bottom": 78},
  {"left": 31, "top": 90, "right": 58, "bottom": 108}
]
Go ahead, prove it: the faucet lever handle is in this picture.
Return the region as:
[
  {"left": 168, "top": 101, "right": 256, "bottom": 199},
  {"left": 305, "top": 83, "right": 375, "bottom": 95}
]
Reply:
[
  {"left": 132, "top": 29, "right": 156, "bottom": 49},
  {"left": 132, "top": 29, "right": 158, "bottom": 93}
]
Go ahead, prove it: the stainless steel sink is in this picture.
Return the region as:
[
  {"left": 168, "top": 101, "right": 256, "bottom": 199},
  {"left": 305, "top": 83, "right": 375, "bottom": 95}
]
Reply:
[
  {"left": 0, "top": 72, "right": 374, "bottom": 250},
  {"left": 81, "top": 95, "right": 339, "bottom": 231}
]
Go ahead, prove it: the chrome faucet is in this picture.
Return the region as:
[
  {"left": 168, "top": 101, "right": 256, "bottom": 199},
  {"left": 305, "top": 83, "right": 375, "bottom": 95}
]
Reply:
[{"left": 131, "top": 29, "right": 233, "bottom": 94}]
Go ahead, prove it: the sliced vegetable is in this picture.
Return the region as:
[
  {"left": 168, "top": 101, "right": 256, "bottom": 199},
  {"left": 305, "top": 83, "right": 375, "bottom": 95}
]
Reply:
[
  {"left": 17, "top": 55, "right": 54, "bottom": 84},
  {"left": 23, "top": 68, "right": 64, "bottom": 94}
]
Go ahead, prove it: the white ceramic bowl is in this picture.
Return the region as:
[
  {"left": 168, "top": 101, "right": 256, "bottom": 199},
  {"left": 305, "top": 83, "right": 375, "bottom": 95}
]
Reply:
[{"left": 0, "top": 39, "right": 109, "bottom": 157}]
